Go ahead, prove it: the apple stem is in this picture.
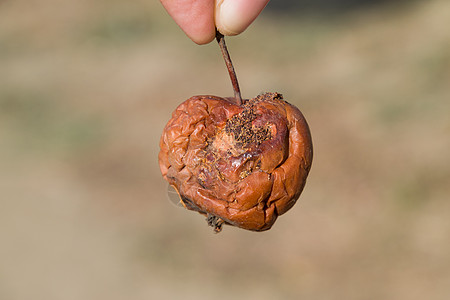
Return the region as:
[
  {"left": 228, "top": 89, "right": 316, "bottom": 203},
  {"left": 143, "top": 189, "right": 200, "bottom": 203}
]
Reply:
[{"left": 216, "top": 31, "right": 242, "bottom": 106}]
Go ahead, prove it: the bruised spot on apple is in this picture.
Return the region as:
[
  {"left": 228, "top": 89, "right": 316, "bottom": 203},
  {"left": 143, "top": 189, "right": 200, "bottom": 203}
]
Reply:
[{"left": 159, "top": 92, "right": 313, "bottom": 232}]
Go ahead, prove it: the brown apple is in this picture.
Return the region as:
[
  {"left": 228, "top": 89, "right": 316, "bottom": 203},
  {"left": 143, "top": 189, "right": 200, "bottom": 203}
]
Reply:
[{"left": 159, "top": 92, "right": 313, "bottom": 232}]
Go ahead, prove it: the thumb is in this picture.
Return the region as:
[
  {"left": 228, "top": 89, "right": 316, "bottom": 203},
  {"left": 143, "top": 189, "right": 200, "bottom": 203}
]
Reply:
[{"left": 215, "top": 0, "right": 270, "bottom": 36}]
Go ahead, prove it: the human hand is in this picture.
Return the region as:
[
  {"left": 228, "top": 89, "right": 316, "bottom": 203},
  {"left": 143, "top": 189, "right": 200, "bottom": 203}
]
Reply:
[{"left": 160, "top": 0, "right": 270, "bottom": 44}]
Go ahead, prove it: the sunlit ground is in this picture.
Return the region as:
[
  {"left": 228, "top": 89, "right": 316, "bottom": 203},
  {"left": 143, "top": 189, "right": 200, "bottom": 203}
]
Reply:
[{"left": 1, "top": 0, "right": 449, "bottom": 299}]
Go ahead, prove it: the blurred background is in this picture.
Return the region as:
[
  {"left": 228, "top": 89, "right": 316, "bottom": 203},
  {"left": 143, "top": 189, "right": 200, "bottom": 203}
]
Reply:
[{"left": 1, "top": 0, "right": 449, "bottom": 299}]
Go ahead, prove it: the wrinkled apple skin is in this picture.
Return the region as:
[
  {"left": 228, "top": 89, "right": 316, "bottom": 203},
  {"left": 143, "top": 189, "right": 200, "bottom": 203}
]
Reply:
[{"left": 159, "top": 92, "right": 313, "bottom": 232}]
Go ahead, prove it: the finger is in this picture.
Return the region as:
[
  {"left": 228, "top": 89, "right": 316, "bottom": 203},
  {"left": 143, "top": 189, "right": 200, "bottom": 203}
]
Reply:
[
  {"left": 160, "top": 0, "right": 216, "bottom": 44},
  {"left": 215, "top": 0, "right": 270, "bottom": 36}
]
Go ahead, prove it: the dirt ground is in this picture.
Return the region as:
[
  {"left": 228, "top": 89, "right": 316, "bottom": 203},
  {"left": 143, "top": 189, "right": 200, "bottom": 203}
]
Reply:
[{"left": 1, "top": 0, "right": 449, "bottom": 299}]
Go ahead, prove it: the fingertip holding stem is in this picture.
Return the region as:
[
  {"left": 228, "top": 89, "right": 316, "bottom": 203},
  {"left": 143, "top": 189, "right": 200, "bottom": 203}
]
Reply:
[
  {"left": 160, "top": 0, "right": 269, "bottom": 44},
  {"left": 160, "top": 0, "right": 216, "bottom": 45}
]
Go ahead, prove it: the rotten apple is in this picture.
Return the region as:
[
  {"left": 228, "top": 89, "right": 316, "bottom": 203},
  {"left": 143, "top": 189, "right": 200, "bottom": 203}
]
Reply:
[{"left": 158, "top": 33, "right": 313, "bottom": 232}]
